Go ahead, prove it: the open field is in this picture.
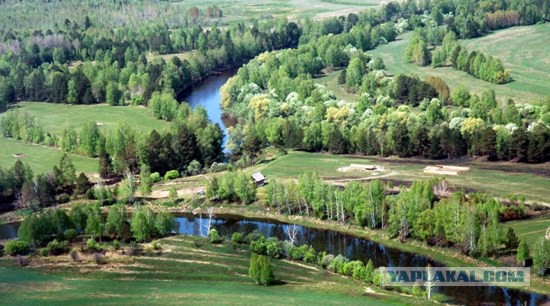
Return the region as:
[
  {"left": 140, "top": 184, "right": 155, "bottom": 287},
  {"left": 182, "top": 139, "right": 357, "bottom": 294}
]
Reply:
[
  {"left": 0, "top": 138, "right": 97, "bottom": 174},
  {"left": 4, "top": 102, "right": 170, "bottom": 136},
  {"left": 315, "top": 69, "right": 358, "bottom": 102},
  {"left": 172, "top": 0, "right": 384, "bottom": 22},
  {"left": 505, "top": 215, "right": 550, "bottom": 250},
  {"left": 0, "top": 235, "right": 426, "bottom": 305},
  {"left": 249, "top": 151, "right": 550, "bottom": 203},
  {"left": 370, "top": 24, "right": 550, "bottom": 104}
]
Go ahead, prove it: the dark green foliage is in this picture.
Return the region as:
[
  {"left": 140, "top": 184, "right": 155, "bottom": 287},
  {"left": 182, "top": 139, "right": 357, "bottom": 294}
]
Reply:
[
  {"left": 46, "top": 240, "right": 69, "bottom": 255},
  {"left": 505, "top": 228, "right": 519, "bottom": 250}
]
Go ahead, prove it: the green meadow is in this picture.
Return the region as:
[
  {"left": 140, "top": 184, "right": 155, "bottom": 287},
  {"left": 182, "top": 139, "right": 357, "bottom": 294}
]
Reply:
[
  {"left": 369, "top": 24, "right": 550, "bottom": 104},
  {"left": 0, "top": 235, "right": 428, "bottom": 305}
]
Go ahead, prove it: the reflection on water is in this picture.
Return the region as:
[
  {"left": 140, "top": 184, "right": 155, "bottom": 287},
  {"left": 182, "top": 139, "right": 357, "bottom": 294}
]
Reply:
[{"left": 1, "top": 214, "right": 548, "bottom": 305}]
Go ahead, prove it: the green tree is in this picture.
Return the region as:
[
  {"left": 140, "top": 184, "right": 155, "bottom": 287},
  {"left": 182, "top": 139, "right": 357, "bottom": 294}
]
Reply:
[
  {"left": 85, "top": 203, "right": 104, "bottom": 241},
  {"left": 516, "top": 239, "right": 530, "bottom": 265},
  {"left": 139, "top": 164, "right": 153, "bottom": 197},
  {"left": 131, "top": 205, "right": 156, "bottom": 242},
  {"left": 106, "top": 204, "right": 126, "bottom": 238},
  {"left": 533, "top": 238, "right": 549, "bottom": 276},
  {"left": 249, "top": 254, "right": 275, "bottom": 286},
  {"left": 505, "top": 227, "right": 519, "bottom": 250}
]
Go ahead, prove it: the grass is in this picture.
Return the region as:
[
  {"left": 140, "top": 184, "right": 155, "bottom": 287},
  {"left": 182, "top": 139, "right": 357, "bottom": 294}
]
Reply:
[
  {"left": 4, "top": 102, "right": 170, "bottom": 136},
  {"left": 315, "top": 69, "right": 358, "bottom": 102},
  {"left": 0, "top": 235, "right": 428, "bottom": 305},
  {"left": 172, "top": 0, "right": 384, "bottom": 22},
  {"left": 249, "top": 150, "right": 550, "bottom": 203},
  {"left": 370, "top": 24, "right": 550, "bottom": 104},
  {"left": 505, "top": 214, "right": 550, "bottom": 250},
  {"left": 0, "top": 137, "right": 97, "bottom": 174}
]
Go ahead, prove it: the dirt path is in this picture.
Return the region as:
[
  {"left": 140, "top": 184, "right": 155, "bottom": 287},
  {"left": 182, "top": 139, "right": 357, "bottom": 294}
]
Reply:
[{"left": 325, "top": 171, "right": 397, "bottom": 186}]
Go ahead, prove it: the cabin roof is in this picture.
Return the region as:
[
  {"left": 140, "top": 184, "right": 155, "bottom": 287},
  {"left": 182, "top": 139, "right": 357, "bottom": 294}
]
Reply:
[{"left": 251, "top": 172, "right": 265, "bottom": 182}]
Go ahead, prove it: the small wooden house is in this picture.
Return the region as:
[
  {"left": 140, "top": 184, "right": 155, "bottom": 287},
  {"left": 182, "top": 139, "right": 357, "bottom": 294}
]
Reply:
[{"left": 251, "top": 172, "right": 266, "bottom": 186}]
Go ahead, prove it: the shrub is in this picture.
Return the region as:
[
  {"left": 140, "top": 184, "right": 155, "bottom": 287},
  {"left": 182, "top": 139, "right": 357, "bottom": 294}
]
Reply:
[
  {"left": 303, "top": 246, "right": 316, "bottom": 263},
  {"left": 250, "top": 236, "right": 267, "bottom": 254},
  {"left": 128, "top": 241, "right": 140, "bottom": 256},
  {"left": 15, "top": 254, "right": 29, "bottom": 267},
  {"left": 231, "top": 232, "right": 243, "bottom": 244},
  {"left": 150, "top": 172, "right": 161, "bottom": 183},
  {"left": 70, "top": 249, "right": 80, "bottom": 262},
  {"left": 5, "top": 240, "right": 30, "bottom": 256},
  {"left": 86, "top": 238, "right": 103, "bottom": 252},
  {"left": 63, "top": 229, "right": 78, "bottom": 240},
  {"left": 164, "top": 170, "right": 179, "bottom": 181},
  {"left": 265, "top": 238, "right": 282, "bottom": 258},
  {"left": 47, "top": 240, "right": 69, "bottom": 255},
  {"left": 113, "top": 239, "right": 121, "bottom": 250},
  {"left": 85, "top": 188, "right": 96, "bottom": 200},
  {"left": 92, "top": 252, "right": 104, "bottom": 265},
  {"left": 412, "top": 282, "right": 424, "bottom": 297},
  {"left": 208, "top": 229, "right": 223, "bottom": 244},
  {"left": 318, "top": 252, "right": 334, "bottom": 268},
  {"left": 249, "top": 254, "right": 275, "bottom": 286},
  {"left": 58, "top": 193, "right": 71, "bottom": 204},
  {"left": 151, "top": 240, "right": 162, "bottom": 251},
  {"left": 40, "top": 248, "right": 49, "bottom": 257},
  {"left": 328, "top": 255, "right": 348, "bottom": 274},
  {"left": 244, "top": 230, "right": 263, "bottom": 244}
]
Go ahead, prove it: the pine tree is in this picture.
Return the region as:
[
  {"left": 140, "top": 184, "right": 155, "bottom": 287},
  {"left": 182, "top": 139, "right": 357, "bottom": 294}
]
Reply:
[{"left": 516, "top": 240, "right": 530, "bottom": 265}]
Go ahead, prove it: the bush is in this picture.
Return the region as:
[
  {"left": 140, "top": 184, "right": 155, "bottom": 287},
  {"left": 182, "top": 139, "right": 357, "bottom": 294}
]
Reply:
[
  {"left": 58, "top": 193, "right": 71, "bottom": 204},
  {"left": 244, "top": 230, "right": 263, "bottom": 244},
  {"left": 231, "top": 232, "right": 243, "bottom": 244},
  {"left": 208, "top": 229, "right": 223, "bottom": 244},
  {"left": 113, "top": 239, "right": 121, "bottom": 250},
  {"left": 151, "top": 240, "right": 162, "bottom": 251},
  {"left": 40, "top": 248, "right": 49, "bottom": 257},
  {"left": 85, "top": 188, "right": 96, "bottom": 200},
  {"left": 318, "top": 252, "right": 334, "bottom": 268},
  {"left": 303, "top": 246, "right": 316, "bottom": 263},
  {"left": 265, "top": 238, "right": 282, "bottom": 259},
  {"left": 70, "top": 249, "right": 80, "bottom": 262},
  {"left": 47, "top": 240, "right": 69, "bottom": 255},
  {"left": 5, "top": 240, "right": 30, "bottom": 256},
  {"left": 164, "top": 170, "right": 179, "bottom": 181},
  {"left": 249, "top": 254, "right": 275, "bottom": 286},
  {"left": 250, "top": 236, "right": 267, "bottom": 254},
  {"left": 150, "top": 172, "right": 161, "bottom": 183},
  {"left": 86, "top": 238, "right": 103, "bottom": 252},
  {"left": 63, "top": 229, "right": 78, "bottom": 240},
  {"left": 128, "top": 241, "right": 140, "bottom": 256},
  {"left": 92, "top": 252, "right": 104, "bottom": 265}
]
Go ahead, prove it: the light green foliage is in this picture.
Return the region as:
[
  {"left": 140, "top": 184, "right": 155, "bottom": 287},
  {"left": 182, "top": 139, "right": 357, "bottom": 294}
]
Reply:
[
  {"left": 105, "top": 204, "right": 126, "bottom": 238},
  {"left": 85, "top": 203, "right": 104, "bottom": 240},
  {"left": 249, "top": 254, "right": 275, "bottom": 286},
  {"left": 532, "top": 238, "right": 549, "bottom": 276},
  {"left": 208, "top": 228, "right": 222, "bottom": 244},
  {"left": 5, "top": 240, "right": 30, "bottom": 256},
  {"left": 517, "top": 239, "right": 530, "bottom": 264},
  {"left": 131, "top": 206, "right": 156, "bottom": 242}
]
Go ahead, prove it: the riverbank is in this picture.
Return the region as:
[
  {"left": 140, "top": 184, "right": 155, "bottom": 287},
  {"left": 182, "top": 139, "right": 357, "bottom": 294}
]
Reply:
[
  {"left": 1, "top": 235, "right": 432, "bottom": 306},
  {"left": 165, "top": 203, "right": 550, "bottom": 296}
]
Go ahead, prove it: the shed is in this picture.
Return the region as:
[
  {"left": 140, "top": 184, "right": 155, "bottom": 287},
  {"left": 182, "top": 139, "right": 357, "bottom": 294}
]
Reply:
[{"left": 251, "top": 172, "right": 266, "bottom": 186}]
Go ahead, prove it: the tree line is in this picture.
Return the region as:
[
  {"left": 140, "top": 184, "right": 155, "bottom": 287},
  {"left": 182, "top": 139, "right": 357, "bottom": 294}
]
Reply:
[{"left": 207, "top": 171, "right": 549, "bottom": 275}]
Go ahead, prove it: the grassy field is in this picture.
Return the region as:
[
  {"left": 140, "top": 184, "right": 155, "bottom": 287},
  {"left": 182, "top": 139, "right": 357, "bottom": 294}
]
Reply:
[
  {"left": 370, "top": 24, "right": 550, "bottom": 104},
  {"left": 315, "top": 69, "right": 358, "bottom": 102},
  {"left": 249, "top": 151, "right": 550, "bottom": 203},
  {"left": 0, "top": 138, "right": 97, "bottom": 174},
  {"left": 505, "top": 215, "right": 550, "bottom": 249},
  {"left": 4, "top": 102, "right": 169, "bottom": 136},
  {"left": 0, "top": 235, "right": 427, "bottom": 305},
  {"left": 173, "top": 0, "right": 384, "bottom": 23}
]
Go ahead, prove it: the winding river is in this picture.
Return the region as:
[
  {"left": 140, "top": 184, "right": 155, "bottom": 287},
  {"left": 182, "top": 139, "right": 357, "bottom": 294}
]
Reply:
[
  {"left": 1, "top": 214, "right": 549, "bottom": 305},
  {"left": 1, "top": 72, "right": 549, "bottom": 304}
]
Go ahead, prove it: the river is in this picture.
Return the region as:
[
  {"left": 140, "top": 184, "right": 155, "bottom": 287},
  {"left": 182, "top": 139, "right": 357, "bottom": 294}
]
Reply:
[
  {"left": 178, "top": 68, "right": 239, "bottom": 148},
  {"left": 1, "top": 71, "right": 548, "bottom": 304},
  {"left": 1, "top": 214, "right": 548, "bottom": 305}
]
